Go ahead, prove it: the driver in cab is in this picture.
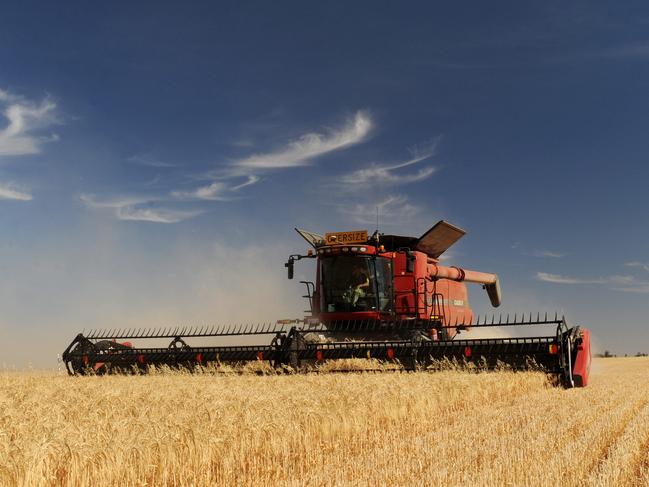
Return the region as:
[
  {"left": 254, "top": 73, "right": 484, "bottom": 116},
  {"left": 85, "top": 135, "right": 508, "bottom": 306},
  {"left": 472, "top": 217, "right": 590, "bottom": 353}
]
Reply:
[{"left": 350, "top": 264, "right": 370, "bottom": 306}]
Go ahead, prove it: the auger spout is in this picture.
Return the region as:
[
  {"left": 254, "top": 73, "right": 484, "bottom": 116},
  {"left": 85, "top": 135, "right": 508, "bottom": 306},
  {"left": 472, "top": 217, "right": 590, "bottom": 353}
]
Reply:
[{"left": 428, "top": 263, "right": 502, "bottom": 307}]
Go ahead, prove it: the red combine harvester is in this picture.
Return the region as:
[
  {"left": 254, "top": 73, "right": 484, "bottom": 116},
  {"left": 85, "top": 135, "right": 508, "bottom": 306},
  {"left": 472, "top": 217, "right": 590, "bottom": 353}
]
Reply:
[{"left": 62, "top": 221, "right": 591, "bottom": 386}]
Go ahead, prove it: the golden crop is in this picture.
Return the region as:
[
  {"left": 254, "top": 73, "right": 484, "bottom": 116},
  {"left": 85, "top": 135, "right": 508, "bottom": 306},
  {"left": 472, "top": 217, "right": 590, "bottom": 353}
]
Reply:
[{"left": 1, "top": 357, "right": 648, "bottom": 486}]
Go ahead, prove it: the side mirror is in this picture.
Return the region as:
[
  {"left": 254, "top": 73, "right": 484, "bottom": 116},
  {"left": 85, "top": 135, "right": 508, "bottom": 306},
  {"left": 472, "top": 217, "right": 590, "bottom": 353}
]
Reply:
[{"left": 285, "top": 259, "right": 294, "bottom": 280}]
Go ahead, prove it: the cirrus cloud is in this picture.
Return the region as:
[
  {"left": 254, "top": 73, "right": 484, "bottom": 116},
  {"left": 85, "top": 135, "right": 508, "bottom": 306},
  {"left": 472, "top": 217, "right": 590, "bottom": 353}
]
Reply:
[
  {"left": 234, "top": 111, "right": 372, "bottom": 169},
  {"left": 339, "top": 138, "right": 439, "bottom": 186},
  {"left": 0, "top": 183, "right": 32, "bottom": 201},
  {"left": 0, "top": 89, "right": 60, "bottom": 157},
  {"left": 80, "top": 193, "right": 202, "bottom": 224}
]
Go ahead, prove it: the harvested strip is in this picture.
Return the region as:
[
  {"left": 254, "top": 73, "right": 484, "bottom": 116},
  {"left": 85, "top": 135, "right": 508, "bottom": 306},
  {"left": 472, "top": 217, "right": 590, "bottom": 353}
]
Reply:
[{"left": 585, "top": 398, "right": 649, "bottom": 486}]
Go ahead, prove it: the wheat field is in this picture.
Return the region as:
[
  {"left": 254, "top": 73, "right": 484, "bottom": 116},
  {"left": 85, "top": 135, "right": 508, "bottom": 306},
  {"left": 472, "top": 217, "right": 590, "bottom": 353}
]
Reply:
[{"left": 1, "top": 357, "right": 648, "bottom": 486}]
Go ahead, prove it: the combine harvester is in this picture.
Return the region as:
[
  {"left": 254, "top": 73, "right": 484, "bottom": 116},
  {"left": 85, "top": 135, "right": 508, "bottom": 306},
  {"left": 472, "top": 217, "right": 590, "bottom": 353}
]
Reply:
[{"left": 62, "top": 221, "right": 591, "bottom": 386}]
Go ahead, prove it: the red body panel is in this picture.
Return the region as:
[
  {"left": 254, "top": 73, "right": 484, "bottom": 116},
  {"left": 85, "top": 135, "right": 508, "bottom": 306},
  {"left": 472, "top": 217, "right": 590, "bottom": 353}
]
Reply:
[{"left": 572, "top": 328, "right": 591, "bottom": 387}]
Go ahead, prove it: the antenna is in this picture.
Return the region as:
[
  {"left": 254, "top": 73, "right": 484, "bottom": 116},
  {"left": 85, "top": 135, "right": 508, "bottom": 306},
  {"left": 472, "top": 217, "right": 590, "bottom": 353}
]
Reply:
[
  {"left": 376, "top": 206, "right": 379, "bottom": 232},
  {"left": 375, "top": 206, "right": 380, "bottom": 244}
]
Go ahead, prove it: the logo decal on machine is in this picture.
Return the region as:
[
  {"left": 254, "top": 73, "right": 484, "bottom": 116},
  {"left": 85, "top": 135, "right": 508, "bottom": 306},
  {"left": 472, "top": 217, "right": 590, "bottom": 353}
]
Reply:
[{"left": 325, "top": 230, "right": 368, "bottom": 245}]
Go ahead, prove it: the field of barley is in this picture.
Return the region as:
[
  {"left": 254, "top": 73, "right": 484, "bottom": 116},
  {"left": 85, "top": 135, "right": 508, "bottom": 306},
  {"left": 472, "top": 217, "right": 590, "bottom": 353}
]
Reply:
[{"left": 1, "top": 357, "right": 648, "bottom": 486}]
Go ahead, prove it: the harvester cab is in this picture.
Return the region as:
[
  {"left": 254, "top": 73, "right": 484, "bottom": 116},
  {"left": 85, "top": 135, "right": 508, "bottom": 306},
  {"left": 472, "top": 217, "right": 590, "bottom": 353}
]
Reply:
[
  {"left": 290, "top": 221, "right": 500, "bottom": 340},
  {"left": 62, "top": 220, "right": 592, "bottom": 387}
]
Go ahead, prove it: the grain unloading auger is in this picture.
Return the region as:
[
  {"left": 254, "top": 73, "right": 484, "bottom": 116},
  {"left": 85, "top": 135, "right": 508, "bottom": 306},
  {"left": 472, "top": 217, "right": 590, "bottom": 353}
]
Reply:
[{"left": 62, "top": 221, "right": 592, "bottom": 387}]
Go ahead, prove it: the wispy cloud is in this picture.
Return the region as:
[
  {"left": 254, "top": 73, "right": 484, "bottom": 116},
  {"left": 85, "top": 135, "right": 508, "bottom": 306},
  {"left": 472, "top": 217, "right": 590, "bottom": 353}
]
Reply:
[
  {"left": 172, "top": 182, "right": 229, "bottom": 201},
  {"left": 530, "top": 250, "right": 566, "bottom": 258},
  {"left": 176, "top": 111, "right": 371, "bottom": 201},
  {"left": 339, "top": 138, "right": 438, "bottom": 186},
  {"left": 80, "top": 193, "right": 151, "bottom": 209},
  {"left": 233, "top": 111, "right": 372, "bottom": 169},
  {"left": 127, "top": 154, "right": 177, "bottom": 168},
  {"left": 116, "top": 206, "right": 202, "bottom": 224},
  {"left": 625, "top": 261, "right": 649, "bottom": 273},
  {"left": 0, "top": 89, "right": 59, "bottom": 157},
  {"left": 535, "top": 272, "right": 606, "bottom": 285},
  {"left": 598, "top": 42, "right": 649, "bottom": 59},
  {"left": 80, "top": 193, "right": 201, "bottom": 224},
  {"left": 0, "top": 183, "right": 32, "bottom": 201},
  {"left": 172, "top": 175, "right": 260, "bottom": 201},
  {"left": 338, "top": 194, "right": 420, "bottom": 225},
  {"left": 536, "top": 271, "right": 649, "bottom": 293}
]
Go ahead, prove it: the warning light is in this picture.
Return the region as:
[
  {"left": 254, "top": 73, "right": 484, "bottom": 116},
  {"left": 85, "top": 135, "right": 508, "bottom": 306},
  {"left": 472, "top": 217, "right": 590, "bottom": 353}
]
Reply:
[
  {"left": 549, "top": 344, "right": 559, "bottom": 355},
  {"left": 316, "top": 350, "right": 324, "bottom": 362},
  {"left": 464, "top": 346, "right": 472, "bottom": 358}
]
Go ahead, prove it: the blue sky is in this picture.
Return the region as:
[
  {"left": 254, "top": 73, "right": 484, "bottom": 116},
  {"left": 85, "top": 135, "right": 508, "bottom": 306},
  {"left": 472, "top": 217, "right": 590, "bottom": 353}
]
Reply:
[{"left": 1, "top": 1, "right": 648, "bottom": 366}]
